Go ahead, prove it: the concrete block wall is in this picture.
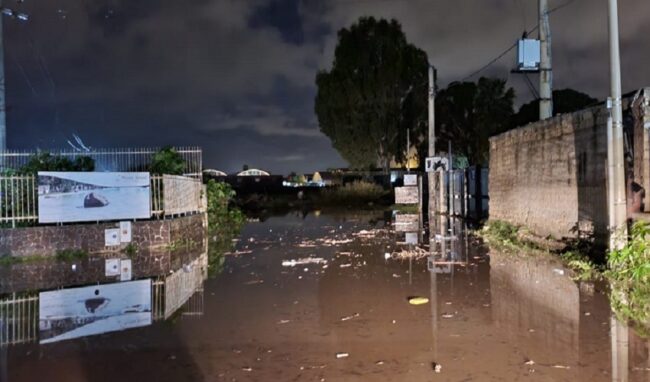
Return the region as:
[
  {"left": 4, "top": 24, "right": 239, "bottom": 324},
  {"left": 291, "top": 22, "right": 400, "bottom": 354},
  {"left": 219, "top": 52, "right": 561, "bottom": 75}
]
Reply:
[
  {"left": 489, "top": 89, "right": 650, "bottom": 241},
  {"left": 0, "top": 213, "right": 206, "bottom": 258},
  {"left": 489, "top": 106, "right": 609, "bottom": 240}
]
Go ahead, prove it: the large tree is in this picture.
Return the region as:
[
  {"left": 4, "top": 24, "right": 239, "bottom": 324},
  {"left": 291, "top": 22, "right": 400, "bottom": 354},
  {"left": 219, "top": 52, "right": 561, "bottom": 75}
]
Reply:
[
  {"left": 434, "top": 77, "right": 515, "bottom": 166},
  {"left": 315, "top": 17, "right": 428, "bottom": 171},
  {"left": 510, "top": 88, "right": 598, "bottom": 128}
]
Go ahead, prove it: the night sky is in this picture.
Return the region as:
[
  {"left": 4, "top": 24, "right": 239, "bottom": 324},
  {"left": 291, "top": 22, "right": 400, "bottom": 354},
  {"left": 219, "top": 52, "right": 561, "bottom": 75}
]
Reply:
[{"left": 4, "top": 0, "right": 650, "bottom": 174}]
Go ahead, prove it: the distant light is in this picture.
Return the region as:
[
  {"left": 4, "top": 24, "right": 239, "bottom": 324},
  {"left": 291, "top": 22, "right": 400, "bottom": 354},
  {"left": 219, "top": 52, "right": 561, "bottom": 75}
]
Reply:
[
  {"left": 1, "top": 9, "right": 12, "bottom": 16},
  {"left": 16, "top": 13, "right": 28, "bottom": 21}
]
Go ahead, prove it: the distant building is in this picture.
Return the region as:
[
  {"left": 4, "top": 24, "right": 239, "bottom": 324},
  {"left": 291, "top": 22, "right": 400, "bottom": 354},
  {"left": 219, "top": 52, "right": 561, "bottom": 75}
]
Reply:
[
  {"left": 203, "top": 169, "right": 227, "bottom": 177},
  {"left": 237, "top": 169, "right": 270, "bottom": 177}
]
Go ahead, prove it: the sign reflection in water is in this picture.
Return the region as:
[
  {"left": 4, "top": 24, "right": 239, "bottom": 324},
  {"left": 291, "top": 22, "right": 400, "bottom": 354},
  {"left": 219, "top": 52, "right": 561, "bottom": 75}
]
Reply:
[{"left": 38, "top": 279, "right": 152, "bottom": 344}]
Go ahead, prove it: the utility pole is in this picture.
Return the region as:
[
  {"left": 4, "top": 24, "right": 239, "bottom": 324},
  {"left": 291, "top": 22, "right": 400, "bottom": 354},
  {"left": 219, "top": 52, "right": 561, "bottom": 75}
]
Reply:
[
  {"left": 0, "top": 2, "right": 29, "bottom": 153},
  {"left": 539, "top": 0, "right": 553, "bottom": 120},
  {"left": 428, "top": 65, "right": 436, "bottom": 219},
  {"left": 607, "top": 0, "right": 628, "bottom": 250}
]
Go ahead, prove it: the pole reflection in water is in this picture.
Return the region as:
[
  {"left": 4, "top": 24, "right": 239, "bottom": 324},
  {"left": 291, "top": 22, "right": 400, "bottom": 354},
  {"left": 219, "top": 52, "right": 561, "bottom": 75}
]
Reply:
[{"left": 611, "top": 315, "right": 629, "bottom": 382}]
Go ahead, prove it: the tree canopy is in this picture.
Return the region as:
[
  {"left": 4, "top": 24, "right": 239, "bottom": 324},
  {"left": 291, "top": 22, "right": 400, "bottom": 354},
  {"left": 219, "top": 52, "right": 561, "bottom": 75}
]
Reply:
[
  {"left": 510, "top": 88, "right": 598, "bottom": 128},
  {"left": 149, "top": 147, "right": 186, "bottom": 175},
  {"left": 434, "top": 77, "right": 515, "bottom": 166},
  {"left": 315, "top": 17, "right": 428, "bottom": 171}
]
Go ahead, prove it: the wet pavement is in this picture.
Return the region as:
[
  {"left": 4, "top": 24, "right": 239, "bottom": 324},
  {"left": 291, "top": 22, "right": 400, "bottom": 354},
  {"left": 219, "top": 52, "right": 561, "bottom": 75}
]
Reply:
[{"left": 2, "top": 210, "right": 650, "bottom": 381}]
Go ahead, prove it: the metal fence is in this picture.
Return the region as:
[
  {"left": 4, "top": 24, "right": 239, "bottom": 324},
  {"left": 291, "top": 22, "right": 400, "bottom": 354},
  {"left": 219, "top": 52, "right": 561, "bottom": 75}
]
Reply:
[
  {"left": 1, "top": 174, "right": 204, "bottom": 226},
  {"left": 0, "top": 147, "right": 203, "bottom": 179},
  {"left": 0, "top": 175, "right": 38, "bottom": 226},
  {"left": 0, "top": 293, "right": 39, "bottom": 347}
]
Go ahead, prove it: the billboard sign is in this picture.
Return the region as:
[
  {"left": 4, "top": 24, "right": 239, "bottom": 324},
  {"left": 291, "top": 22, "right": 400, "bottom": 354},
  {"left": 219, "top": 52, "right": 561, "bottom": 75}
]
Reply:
[
  {"left": 38, "top": 172, "right": 151, "bottom": 223},
  {"left": 39, "top": 279, "right": 152, "bottom": 344}
]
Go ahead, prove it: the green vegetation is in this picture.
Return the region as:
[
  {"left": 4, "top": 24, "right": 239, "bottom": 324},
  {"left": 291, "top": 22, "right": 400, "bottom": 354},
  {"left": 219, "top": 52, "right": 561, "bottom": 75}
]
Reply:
[
  {"left": 19, "top": 152, "right": 95, "bottom": 174},
  {"left": 479, "top": 220, "right": 600, "bottom": 281},
  {"left": 149, "top": 146, "right": 186, "bottom": 175},
  {"left": 206, "top": 180, "right": 245, "bottom": 277},
  {"left": 607, "top": 222, "right": 650, "bottom": 332},
  {"left": 391, "top": 204, "right": 420, "bottom": 213},
  {"left": 168, "top": 238, "right": 199, "bottom": 252},
  {"left": 0, "top": 252, "right": 83, "bottom": 266},
  {"left": 55, "top": 249, "right": 89, "bottom": 262},
  {"left": 317, "top": 181, "right": 388, "bottom": 206},
  {"left": 123, "top": 243, "right": 138, "bottom": 257}
]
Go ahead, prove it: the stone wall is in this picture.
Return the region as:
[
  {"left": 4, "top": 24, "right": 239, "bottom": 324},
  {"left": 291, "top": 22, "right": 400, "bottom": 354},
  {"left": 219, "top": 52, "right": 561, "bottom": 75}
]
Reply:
[
  {"left": 489, "top": 89, "right": 650, "bottom": 240},
  {"left": 0, "top": 213, "right": 206, "bottom": 258}
]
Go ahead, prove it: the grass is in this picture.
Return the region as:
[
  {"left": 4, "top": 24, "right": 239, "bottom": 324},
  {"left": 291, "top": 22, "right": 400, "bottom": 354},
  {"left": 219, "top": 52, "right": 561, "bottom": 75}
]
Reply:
[
  {"left": 122, "top": 243, "right": 138, "bottom": 257},
  {"left": 479, "top": 220, "right": 601, "bottom": 281},
  {"left": 317, "top": 181, "right": 388, "bottom": 206},
  {"left": 606, "top": 222, "right": 650, "bottom": 332},
  {"left": 55, "top": 249, "right": 89, "bottom": 262}
]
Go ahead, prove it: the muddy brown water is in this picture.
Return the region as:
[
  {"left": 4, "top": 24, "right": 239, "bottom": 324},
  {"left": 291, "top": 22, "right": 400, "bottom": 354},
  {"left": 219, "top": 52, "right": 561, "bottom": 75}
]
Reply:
[{"left": 2, "top": 210, "right": 650, "bottom": 381}]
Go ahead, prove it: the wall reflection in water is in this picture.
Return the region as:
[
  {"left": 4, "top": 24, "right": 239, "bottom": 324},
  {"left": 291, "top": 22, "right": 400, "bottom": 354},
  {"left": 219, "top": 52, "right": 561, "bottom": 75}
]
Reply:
[{"left": 426, "top": 217, "right": 650, "bottom": 381}]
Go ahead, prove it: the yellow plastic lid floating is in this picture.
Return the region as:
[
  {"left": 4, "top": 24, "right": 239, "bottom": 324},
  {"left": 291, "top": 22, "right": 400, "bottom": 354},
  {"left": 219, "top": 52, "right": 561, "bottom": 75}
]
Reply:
[{"left": 408, "top": 297, "right": 429, "bottom": 305}]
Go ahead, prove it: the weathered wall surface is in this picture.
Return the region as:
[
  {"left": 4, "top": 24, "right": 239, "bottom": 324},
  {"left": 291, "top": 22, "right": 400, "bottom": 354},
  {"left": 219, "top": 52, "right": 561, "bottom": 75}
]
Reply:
[
  {"left": 489, "top": 89, "right": 650, "bottom": 240},
  {"left": 0, "top": 213, "right": 206, "bottom": 258},
  {"left": 489, "top": 106, "right": 608, "bottom": 239}
]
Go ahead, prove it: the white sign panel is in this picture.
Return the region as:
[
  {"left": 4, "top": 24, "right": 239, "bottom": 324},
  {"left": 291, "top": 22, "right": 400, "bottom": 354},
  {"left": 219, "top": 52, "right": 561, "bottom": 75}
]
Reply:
[
  {"left": 120, "top": 259, "right": 132, "bottom": 282},
  {"left": 395, "top": 187, "right": 419, "bottom": 205},
  {"left": 105, "top": 228, "right": 120, "bottom": 247},
  {"left": 405, "top": 232, "right": 419, "bottom": 245},
  {"left": 105, "top": 259, "right": 120, "bottom": 277},
  {"left": 38, "top": 172, "right": 151, "bottom": 224},
  {"left": 39, "top": 279, "right": 152, "bottom": 344},
  {"left": 119, "top": 221, "right": 132, "bottom": 243},
  {"left": 403, "top": 174, "right": 418, "bottom": 186}
]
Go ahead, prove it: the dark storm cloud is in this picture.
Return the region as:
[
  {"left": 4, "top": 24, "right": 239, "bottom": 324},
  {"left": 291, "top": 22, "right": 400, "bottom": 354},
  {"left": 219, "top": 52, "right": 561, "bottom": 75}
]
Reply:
[{"left": 4, "top": 0, "right": 650, "bottom": 174}]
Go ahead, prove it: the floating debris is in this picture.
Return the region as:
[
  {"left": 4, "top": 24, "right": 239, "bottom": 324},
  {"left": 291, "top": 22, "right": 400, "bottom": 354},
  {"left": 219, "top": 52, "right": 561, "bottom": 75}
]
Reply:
[
  {"left": 524, "top": 360, "right": 535, "bottom": 365},
  {"left": 376, "top": 360, "right": 385, "bottom": 365},
  {"left": 336, "top": 352, "right": 349, "bottom": 359},
  {"left": 340, "top": 313, "right": 360, "bottom": 321},
  {"left": 277, "top": 319, "right": 291, "bottom": 324},
  {"left": 339, "top": 263, "right": 352, "bottom": 268},
  {"left": 282, "top": 258, "right": 327, "bottom": 267},
  {"left": 408, "top": 297, "right": 429, "bottom": 305},
  {"left": 441, "top": 313, "right": 455, "bottom": 318},
  {"left": 432, "top": 362, "right": 442, "bottom": 373}
]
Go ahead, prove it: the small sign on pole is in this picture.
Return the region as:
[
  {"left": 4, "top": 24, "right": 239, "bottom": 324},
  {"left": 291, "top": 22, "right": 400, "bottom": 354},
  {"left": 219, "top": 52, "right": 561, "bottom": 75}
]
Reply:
[
  {"left": 404, "top": 174, "right": 418, "bottom": 186},
  {"left": 395, "top": 187, "right": 419, "bottom": 204},
  {"left": 105, "top": 259, "right": 120, "bottom": 277},
  {"left": 120, "top": 221, "right": 132, "bottom": 243},
  {"left": 120, "top": 259, "right": 132, "bottom": 281},
  {"left": 105, "top": 228, "right": 120, "bottom": 247},
  {"left": 426, "top": 157, "right": 449, "bottom": 172}
]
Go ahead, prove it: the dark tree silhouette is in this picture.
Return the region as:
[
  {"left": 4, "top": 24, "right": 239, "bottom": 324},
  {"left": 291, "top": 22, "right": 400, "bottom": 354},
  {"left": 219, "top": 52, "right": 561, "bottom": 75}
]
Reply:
[
  {"left": 511, "top": 88, "right": 598, "bottom": 128},
  {"left": 434, "top": 77, "right": 515, "bottom": 166},
  {"left": 315, "top": 17, "right": 428, "bottom": 171}
]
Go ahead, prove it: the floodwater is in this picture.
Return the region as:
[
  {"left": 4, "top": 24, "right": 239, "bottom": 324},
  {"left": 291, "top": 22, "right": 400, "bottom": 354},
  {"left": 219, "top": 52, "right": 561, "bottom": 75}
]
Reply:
[{"left": 2, "top": 210, "right": 650, "bottom": 381}]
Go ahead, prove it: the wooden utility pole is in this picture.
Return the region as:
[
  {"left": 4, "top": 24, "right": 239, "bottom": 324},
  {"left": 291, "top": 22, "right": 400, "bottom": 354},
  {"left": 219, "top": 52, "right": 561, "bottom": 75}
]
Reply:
[
  {"left": 539, "top": 0, "right": 553, "bottom": 120},
  {"left": 0, "top": 9, "right": 5, "bottom": 152},
  {"left": 607, "top": 0, "right": 628, "bottom": 250}
]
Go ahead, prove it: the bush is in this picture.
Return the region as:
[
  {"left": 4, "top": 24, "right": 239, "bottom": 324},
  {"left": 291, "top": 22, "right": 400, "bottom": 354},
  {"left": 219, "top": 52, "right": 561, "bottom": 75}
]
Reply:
[
  {"left": 607, "top": 222, "right": 650, "bottom": 331},
  {"left": 149, "top": 147, "right": 186, "bottom": 175},
  {"left": 318, "top": 181, "right": 387, "bottom": 206},
  {"left": 205, "top": 180, "right": 245, "bottom": 277},
  {"left": 20, "top": 153, "right": 95, "bottom": 174}
]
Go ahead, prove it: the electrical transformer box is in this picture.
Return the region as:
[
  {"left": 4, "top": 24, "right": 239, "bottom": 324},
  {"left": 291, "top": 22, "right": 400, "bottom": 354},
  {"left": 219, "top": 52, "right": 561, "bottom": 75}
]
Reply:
[{"left": 516, "top": 39, "right": 540, "bottom": 72}]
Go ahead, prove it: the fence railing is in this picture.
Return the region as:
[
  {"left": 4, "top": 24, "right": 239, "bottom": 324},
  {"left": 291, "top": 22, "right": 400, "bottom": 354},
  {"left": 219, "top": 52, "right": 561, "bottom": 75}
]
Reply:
[
  {"left": 1, "top": 174, "right": 204, "bottom": 226},
  {"left": 0, "top": 175, "right": 38, "bottom": 226},
  {"left": 0, "top": 147, "right": 203, "bottom": 179},
  {"left": 0, "top": 293, "right": 39, "bottom": 347}
]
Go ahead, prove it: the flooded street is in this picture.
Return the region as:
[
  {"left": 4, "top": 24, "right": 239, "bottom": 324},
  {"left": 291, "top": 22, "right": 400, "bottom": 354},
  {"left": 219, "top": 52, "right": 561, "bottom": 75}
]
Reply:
[{"left": 2, "top": 210, "right": 650, "bottom": 381}]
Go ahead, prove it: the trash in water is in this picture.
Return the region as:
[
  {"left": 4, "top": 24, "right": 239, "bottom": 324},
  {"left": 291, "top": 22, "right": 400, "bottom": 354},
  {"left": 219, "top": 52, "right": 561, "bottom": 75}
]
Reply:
[
  {"left": 524, "top": 359, "right": 535, "bottom": 365},
  {"left": 376, "top": 360, "right": 385, "bottom": 365},
  {"left": 339, "top": 263, "right": 352, "bottom": 268},
  {"left": 432, "top": 362, "right": 442, "bottom": 373},
  {"left": 441, "top": 313, "right": 455, "bottom": 318},
  {"left": 336, "top": 352, "right": 349, "bottom": 359},
  {"left": 282, "top": 258, "right": 327, "bottom": 267},
  {"left": 340, "top": 313, "right": 360, "bottom": 321},
  {"left": 277, "top": 319, "right": 291, "bottom": 324},
  {"left": 552, "top": 268, "right": 565, "bottom": 275},
  {"left": 242, "top": 366, "right": 252, "bottom": 372},
  {"left": 408, "top": 297, "right": 429, "bottom": 305}
]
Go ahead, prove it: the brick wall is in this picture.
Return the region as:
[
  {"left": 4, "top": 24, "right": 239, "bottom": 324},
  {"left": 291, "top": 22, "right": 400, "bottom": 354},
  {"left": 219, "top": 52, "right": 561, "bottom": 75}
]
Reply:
[
  {"left": 489, "top": 89, "right": 650, "bottom": 241},
  {"left": 0, "top": 213, "right": 206, "bottom": 258}
]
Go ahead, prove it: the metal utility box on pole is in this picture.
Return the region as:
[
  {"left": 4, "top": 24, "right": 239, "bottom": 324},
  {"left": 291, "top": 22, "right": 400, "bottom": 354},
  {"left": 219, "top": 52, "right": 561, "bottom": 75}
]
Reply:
[
  {"left": 427, "top": 65, "right": 437, "bottom": 219},
  {"left": 607, "top": 0, "right": 628, "bottom": 250},
  {"left": 539, "top": 0, "right": 553, "bottom": 120}
]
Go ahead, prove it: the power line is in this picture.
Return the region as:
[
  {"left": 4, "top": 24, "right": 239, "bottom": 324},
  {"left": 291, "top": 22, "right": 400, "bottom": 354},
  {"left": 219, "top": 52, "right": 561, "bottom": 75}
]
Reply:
[{"left": 460, "top": 0, "right": 580, "bottom": 82}]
